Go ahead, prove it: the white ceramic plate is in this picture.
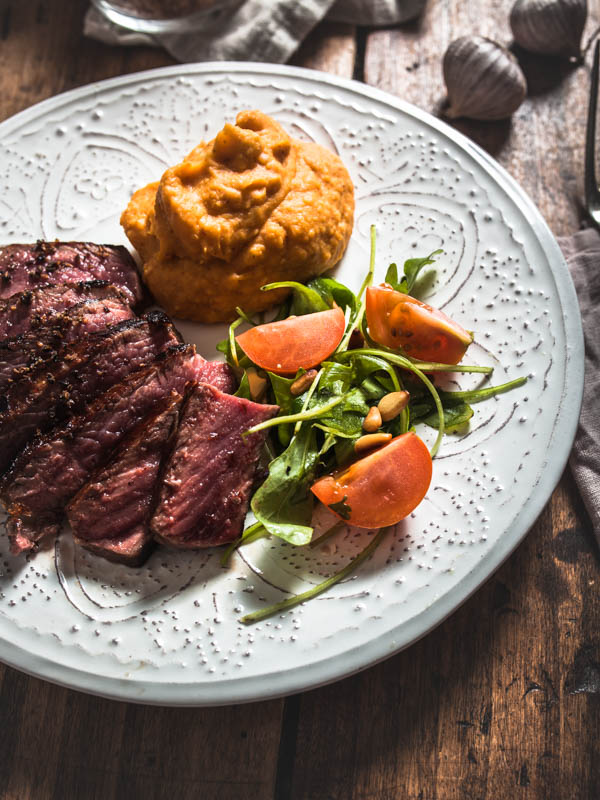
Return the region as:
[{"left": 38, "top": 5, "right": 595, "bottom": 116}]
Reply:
[{"left": 0, "top": 64, "right": 583, "bottom": 706}]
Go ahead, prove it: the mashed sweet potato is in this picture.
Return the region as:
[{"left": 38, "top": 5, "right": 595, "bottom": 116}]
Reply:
[{"left": 121, "top": 110, "right": 354, "bottom": 322}]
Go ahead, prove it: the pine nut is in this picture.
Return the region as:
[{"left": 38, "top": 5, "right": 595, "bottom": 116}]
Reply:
[
  {"left": 246, "top": 368, "right": 267, "bottom": 400},
  {"left": 354, "top": 432, "right": 392, "bottom": 455},
  {"left": 362, "top": 406, "right": 382, "bottom": 432},
  {"left": 290, "top": 369, "right": 318, "bottom": 396},
  {"left": 378, "top": 391, "right": 410, "bottom": 422}
]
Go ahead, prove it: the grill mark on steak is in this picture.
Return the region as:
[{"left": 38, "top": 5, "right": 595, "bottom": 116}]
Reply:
[
  {"left": 0, "top": 281, "right": 132, "bottom": 341},
  {"left": 67, "top": 395, "right": 183, "bottom": 565},
  {"left": 0, "top": 241, "right": 144, "bottom": 305},
  {"left": 0, "top": 314, "right": 181, "bottom": 475},
  {"left": 0, "top": 296, "right": 135, "bottom": 395},
  {"left": 1, "top": 345, "right": 215, "bottom": 552},
  {"left": 151, "top": 383, "right": 278, "bottom": 548}
]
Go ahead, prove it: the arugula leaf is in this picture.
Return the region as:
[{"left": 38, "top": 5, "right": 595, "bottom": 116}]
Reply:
[
  {"left": 400, "top": 250, "right": 442, "bottom": 294},
  {"left": 385, "top": 262, "right": 399, "bottom": 288},
  {"left": 239, "top": 526, "right": 389, "bottom": 624},
  {"left": 422, "top": 401, "right": 474, "bottom": 432},
  {"left": 328, "top": 496, "right": 352, "bottom": 520},
  {"left": 235, "top": 306, "right": 258, "bottom": 326},
  {"left": 216, "top": 316, "right": 253, "bottom": 370},
  {"left": 220, "top": 520, "right": 266, "bottom": 566},
  {"left": 268, "top": 372, "right": 298, "bottom": 414},
  {"left": 318, "top": 361, "right": 354, "bottom": 395},
  {"left": 251, "top": 425, "right": 320, "bottom": 545},
  {"left": 307, "top": 276, "right": 358, "bottom": 314},
  {"left": 260, "top": 277, "right": 358, "bottom": 318},
  {"left": 359, "top": 376, "right": 388, "bottom": 402},
  {"left": 261, "top": 281, "right": 329, "bottom": 315},
  {"left": 438, "top": 377, "right": 527, "bottom": 404},
  {"left": 334, "top": 436, "right": 360, "bottom": 467},
  {"left": 234, "top": 372, "right": 252, "bottom": 399},
  {"left": 385, "top": 250, "right": 443, "bottom": 296}
]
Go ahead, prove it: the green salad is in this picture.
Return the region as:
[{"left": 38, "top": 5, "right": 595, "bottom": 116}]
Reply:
[{"left": 217, "top": 227, "right": 526, "bottom": 623}]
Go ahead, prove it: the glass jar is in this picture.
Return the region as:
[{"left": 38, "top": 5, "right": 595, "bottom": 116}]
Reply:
[{"left": 92, "top": 0, "right": 243, "bottom": 35}]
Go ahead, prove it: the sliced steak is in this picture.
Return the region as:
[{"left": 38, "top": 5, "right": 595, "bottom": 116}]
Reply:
[
  {"left": 77, "top": 529, "right": 154, "bottom": 567},
  {"left": 6, "top": 516, "right": 60, "bottom": 555},
  {"left": 194, "top": 360, "right": 237, "bottom": 394},
  {"left": 0, "top": 241, "right": 144, "bottom": 305},
  {"left": 151, "top": 384, "right": 278, "bottom": 549},
  {"left": 0, "top": 280, "right": 132, "bottom": 341},
  {"left": 67, "top": 396, "right": 182, "bottom": 565},
  {"left": 0, "top": 313, "right": 181, "bottom": 474},
  {"left": 1, "top": 345, "right": 205, "bottom": 552},
  {"left": 0, "top": 295, "right": 135, "bottom": 394}
]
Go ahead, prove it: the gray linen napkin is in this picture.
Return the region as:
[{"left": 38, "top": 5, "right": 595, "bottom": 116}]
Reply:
[
  {"left": 559, "top": 228, "right": 600, "bottom": 542},
  {"left": 84, "top": 1, "right": 426, "bottom": 63}
]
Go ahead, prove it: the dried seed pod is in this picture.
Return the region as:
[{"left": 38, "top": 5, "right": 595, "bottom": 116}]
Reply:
[
  {"left": 510, "top": 0, "right": 587, "bottom": 58},
  {"left": 354, "top": 432, "right": 392, "bottom": 455},
  {"left": 443, "top": 36, "right": 527, "bottom": 120},
  {"left": 290, "top": 368, "right": 318, "bottom": 396},
  {"left": 378, "top": 391, "right": 410, "bottom": 422},
  {"left": 362, "top": 406, "right": 383, "bottom": 432}
]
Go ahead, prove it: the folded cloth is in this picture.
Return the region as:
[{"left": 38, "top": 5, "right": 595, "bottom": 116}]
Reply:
[
  {"left": 84, "top": 0, "right": 426, "bottom": 63},
  {"left": 558, "top": 228, "right": 600, "bottom": 543}
]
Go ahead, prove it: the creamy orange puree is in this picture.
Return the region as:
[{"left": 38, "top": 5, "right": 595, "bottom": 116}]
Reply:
[{"left": 120, "top": 110, "right": 354, "bottom": 322}]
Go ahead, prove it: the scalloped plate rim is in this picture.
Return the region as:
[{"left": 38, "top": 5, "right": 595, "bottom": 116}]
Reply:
[{"left": 0, "top": 62, "right": 584, "bottom": 706}]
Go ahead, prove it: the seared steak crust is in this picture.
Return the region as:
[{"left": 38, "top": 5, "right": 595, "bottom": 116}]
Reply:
[
  {"left": 67, "top": 396, "right": 182, "bottom": 565},
  {"left": 0, "top": 280, "right": 132, "bottom": 341},
  {"left": 1, "top": 345, "right": 206, "bottom": 546},
  {"left": 0, "top": 241, "right": 144, "bottom": 305},
  {"left": 151, "top": 384, "right": 278, "bottom": 548},
  {"left": 0, "top": 296, "right": 135, "bottom": 394},
  {"left": 0, "top": 313, "right": 181, "bottom": 474}
]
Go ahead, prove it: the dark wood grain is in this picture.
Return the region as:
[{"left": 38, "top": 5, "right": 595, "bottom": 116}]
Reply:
[{"left": 1, "top": 1, "right": 599, "bottom": 799}]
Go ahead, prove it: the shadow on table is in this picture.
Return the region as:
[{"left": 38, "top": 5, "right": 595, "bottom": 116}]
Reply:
[{"left": 277, "top": 468, "right": 600, "bottom": 797}]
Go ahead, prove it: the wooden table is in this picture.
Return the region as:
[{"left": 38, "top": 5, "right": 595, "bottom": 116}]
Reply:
[{"left": 1, "top": 1, "right": 599, "bottom": 798}]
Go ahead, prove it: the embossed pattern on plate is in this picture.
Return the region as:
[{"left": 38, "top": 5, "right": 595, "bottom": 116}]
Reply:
[{"left": 0, "top": 64, "right": 583, "bottom": 706}]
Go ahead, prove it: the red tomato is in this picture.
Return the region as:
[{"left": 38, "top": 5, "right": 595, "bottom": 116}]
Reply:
[
  {"left": 366, "top": 285, "right": 473, "bottom": 364},
  {"left": 236, "top": 307, "right": 346, "bottom": 375},
  {"left": 311, "top": 432, "right": 432, "bottom": 528}
]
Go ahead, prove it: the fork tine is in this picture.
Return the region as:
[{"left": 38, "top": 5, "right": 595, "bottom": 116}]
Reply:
[{"left": 585, "top": 40, "right": 600, "bottom": 213}]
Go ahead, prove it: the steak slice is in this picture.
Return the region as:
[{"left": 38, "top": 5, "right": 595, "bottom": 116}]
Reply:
[
  {"left": 67, "top": 396, "right": 182, "bottom": 565},
  {"left": 0, "top": 280, "right": 131, "bottom": 341},
  {"left": 194, "top": 360, "right": 237, "bottom": 394},
  {"left": 0, "top": 241, "right": 144, "bottom": 305},
  {"left": 0, "top": 312, "right": 181, "bottom": 474},
  {"left": 151, "top": 384, "right": 278, "bottom": 549},
  {"left": 6, "top": 516, "right": 60, "bottom": 555},
  {"left": 1, "top": 345, "right": 204, "bottom": 552},
  {"left": 0, "top": 295, "right": 135, "bottom": 394}
]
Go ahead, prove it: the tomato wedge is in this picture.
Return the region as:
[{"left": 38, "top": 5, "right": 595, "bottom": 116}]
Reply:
[
  {"left": 311, "top": 432, "right": 432, "bottom": 528},
  {"left": 236, "top": 307, "right": 346, "bottom": 375},
  {"left": 366, "top": 285, "right": 473, "bottom": 364}
]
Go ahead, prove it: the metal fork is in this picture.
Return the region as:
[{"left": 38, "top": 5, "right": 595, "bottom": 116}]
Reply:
[{"left": 585, "top": 40, "right": 600, "bottom": 228}]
